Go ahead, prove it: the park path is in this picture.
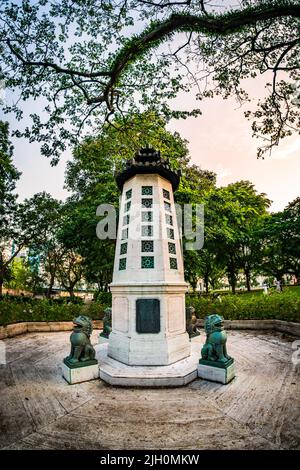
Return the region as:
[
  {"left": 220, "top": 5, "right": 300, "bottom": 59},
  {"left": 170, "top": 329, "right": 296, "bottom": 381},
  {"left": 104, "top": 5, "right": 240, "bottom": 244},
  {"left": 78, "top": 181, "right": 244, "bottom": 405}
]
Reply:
[{"left": 0, "top": 329, "right": 299, "bottom": 450}]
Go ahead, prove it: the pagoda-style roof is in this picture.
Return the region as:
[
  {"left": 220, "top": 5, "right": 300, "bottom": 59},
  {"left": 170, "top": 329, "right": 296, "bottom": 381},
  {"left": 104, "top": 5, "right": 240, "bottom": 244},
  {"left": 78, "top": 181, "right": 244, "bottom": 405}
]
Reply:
[{"left": 115, "top": 146, "right": 181, "bottom": 192}]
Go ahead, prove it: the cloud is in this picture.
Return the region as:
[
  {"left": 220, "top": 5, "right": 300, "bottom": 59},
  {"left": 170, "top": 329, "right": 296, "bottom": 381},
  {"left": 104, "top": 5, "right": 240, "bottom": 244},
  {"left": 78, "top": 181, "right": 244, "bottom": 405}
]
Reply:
[
  {"left": 271, "top": 138, "right": 300, "bottom": 160},
  {"left": 215, "top": 165, "right": 232, "bottom": 182}
]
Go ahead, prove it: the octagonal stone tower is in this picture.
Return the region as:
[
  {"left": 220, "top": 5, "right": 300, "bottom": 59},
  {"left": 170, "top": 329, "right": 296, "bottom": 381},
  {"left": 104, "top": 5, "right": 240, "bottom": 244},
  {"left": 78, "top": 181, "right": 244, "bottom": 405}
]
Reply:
[{"left": 108, "top": 147, "right": 191, "bottom": 366}]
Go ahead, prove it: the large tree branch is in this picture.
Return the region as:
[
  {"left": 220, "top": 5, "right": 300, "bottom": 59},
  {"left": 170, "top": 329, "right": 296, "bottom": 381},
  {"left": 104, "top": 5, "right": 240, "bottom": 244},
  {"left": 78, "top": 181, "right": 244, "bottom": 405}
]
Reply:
[
  {"left": 3, "top": 243, "right": 25, "bottom": 269},
  {"left": 6, "top": 38, "right": 111, "bottom": 78},
  {"left": 138, "top": 0, "right": 192, "bottom": 7},
  {"left": 93, "top": 3, "right": 300, "bottom": 102},
  {"left": 5, "top": 3, "right": 300, "bottom": 110}
]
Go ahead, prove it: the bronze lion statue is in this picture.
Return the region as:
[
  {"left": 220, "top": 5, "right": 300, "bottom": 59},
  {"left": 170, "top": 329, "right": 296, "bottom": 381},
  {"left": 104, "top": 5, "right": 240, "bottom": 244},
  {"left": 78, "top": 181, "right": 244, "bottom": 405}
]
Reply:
[
  {"left": 201, "top": 314, "right": 231, "bottom": 363},
  {"left": 64, "top": 315, "right": 97, "bottom": 367}
]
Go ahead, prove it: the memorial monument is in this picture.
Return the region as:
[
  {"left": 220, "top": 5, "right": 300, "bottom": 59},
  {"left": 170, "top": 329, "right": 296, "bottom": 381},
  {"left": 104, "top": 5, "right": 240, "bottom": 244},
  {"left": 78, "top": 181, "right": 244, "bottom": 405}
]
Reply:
[{"left": 99, "top": 146, "right": 201, "bottom": 386}]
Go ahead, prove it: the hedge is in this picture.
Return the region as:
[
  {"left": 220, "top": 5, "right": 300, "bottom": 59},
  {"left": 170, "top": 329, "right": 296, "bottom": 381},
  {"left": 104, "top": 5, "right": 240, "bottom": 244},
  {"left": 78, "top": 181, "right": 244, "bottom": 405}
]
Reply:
[
  {"left": 1, "top": 288, "right": 300, "bottom": 327},
  {"left": 0, "top": 299, "right": 106, "bottom": 326},
  {"left": 186, "top": 289, "right": 300, "bottom": 323}
]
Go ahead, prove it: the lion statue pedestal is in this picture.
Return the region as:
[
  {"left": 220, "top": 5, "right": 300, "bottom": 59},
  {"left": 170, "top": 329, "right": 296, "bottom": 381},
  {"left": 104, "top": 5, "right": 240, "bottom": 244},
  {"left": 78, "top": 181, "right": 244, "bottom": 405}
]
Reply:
[
  {"left": 198, "top": 314, "right": 235, "bottom": 384},
  {"left": 62, "top": 315, "right": 99, "bottom": 384}
]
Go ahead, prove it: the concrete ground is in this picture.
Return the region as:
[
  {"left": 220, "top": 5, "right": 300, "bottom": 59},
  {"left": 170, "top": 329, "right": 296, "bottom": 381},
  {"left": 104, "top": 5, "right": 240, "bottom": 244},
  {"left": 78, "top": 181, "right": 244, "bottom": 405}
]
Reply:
[{"left": 0, "top": 329, "right": 299, "bottom": 450}]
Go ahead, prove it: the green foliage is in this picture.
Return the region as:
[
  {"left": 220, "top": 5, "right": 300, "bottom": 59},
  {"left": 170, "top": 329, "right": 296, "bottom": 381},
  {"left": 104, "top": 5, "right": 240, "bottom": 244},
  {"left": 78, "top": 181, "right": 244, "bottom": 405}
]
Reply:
[
  {"left": 258, "top": 200, "right": 300, "bottom": 282},
  {"left": 5, "top": 258, "right": 30, "bottom": 290},
  {"left": 61, "top": 111, "right": 196, "bottom": 291},
  {"left": 0, "top": 1, "right": 299, "bottom": 161},
  {"left": 0, "top": 121, "right": 21, "bottom": 235},
  {"left": 199, "top": 181, "right": 272, "bottom": 293},
  {"left": 186, "top": 287, "right": 300, "bottom": 322},
  {"left": 94, "top": 290, "right": 112, "bottom": 305},
  {"left": 0, "top": 298, "right": 105, "bottom": 326}
]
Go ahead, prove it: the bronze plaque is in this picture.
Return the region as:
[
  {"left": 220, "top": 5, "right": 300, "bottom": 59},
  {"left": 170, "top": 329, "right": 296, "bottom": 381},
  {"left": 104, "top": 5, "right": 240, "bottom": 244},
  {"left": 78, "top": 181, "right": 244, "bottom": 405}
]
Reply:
[{"left": 136, "top": 299, "right": 160, "bottom": 333}]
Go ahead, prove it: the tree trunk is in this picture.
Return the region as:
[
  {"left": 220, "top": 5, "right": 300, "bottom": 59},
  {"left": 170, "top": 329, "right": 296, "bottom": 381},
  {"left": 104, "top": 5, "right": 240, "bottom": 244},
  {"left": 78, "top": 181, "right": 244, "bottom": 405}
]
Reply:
[
  {"left": 228, "top": 271, "right": 237, "bottom": 294},
  {"left": 275, "top": 273, "right": 284, "bottom": 291},
  {"left": 204, "top": 274, "right": 209, "bottom": 294},
  {"left": 228, "top": 255, "right": 237, "bottom": 294},
  {"left": 0, "top": 279, "right": 3, "bottom": 296},
  {"left": 46, "top": 275, "right": 55, "bottom": 298},
  {"left": 245, "top": 268, "right": 251, "bottom": 292}
]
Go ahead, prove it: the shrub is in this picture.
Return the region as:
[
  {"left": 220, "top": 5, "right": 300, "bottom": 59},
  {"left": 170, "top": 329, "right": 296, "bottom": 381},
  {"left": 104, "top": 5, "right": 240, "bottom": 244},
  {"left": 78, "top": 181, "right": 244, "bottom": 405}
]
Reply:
[
  {"left": 0, "top": 299, "right": 105, "bottom": 326},
  {"left": 186, "top": 288, "right": 300, "bottom": 323},
  {"left": 93, "top": 291, "right": 112, "bottom": 306}
]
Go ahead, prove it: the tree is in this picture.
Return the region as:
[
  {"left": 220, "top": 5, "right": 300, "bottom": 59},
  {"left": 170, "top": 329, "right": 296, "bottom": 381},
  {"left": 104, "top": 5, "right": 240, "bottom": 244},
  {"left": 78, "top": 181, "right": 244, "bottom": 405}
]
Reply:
[
  {"left": 204, "top": 180, "right": 271, "bottom": 293},
  {"left": 176, "top": 164, "right": 216, "bottom": 204},
  {"left": 42, "top": 244, "right": 65, "bottom": 298},
  {"left": 0, "top": 180, "right": 63, "bottom": 295},
  {"left": 61, "top": 111, "right": 203, "bottom": 292},
  {"left": 0, "top": 121, "right": 20, "bottom": 231},
  {"left": 57, "top": 250, "right": 84, "bottom": 297},
  {"left": 184, "top": 250, "right": 203, "bottom": 292},
  {"left": 5, "top": 257, "right": 30, "bottom": 291},
  {"left": 0, "top": 121, "right": 21, "bottom": 294},
  {"left": 0, "top": 1, "right": 299, "bottom": 163},
  {"left": 198, "top": 249, "right": 224, "bottom": 293},
  {"left": 22, "top": 192, "right": 64, "bottom": 297},
  {"left": 259, "top": 212, "right": 291, "bottom": 283},
  {"left": 282, "top": 197, "right": 300, "bottom": 281},
  {"left": 238, "top": 232, "right": 265, "bottom": 291},
  {"left": 259, "top": 198, "right": 300, "bottom": 283}
]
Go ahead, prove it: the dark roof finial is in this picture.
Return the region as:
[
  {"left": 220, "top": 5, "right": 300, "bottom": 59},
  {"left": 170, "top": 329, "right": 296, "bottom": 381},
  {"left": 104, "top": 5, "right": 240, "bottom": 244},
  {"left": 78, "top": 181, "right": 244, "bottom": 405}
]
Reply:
[{"left": 115, "top": 146, "right": 181, "bottom": 191}]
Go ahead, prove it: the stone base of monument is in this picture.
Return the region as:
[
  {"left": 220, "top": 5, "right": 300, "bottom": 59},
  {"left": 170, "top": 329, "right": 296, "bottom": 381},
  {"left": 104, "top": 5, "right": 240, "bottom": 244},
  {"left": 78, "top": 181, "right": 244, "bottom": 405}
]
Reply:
[
  {"left": 97, "top": 337, "right": 201, "bottom": 387},
  {"left": 197, "top": 358, "right": 235, "bottom": 384},
  {"left": 62, "top": 359, "right": 99, "bottom": 384},
  {"left": 98, "top": 334, "right": 109, "bottom": 345}
]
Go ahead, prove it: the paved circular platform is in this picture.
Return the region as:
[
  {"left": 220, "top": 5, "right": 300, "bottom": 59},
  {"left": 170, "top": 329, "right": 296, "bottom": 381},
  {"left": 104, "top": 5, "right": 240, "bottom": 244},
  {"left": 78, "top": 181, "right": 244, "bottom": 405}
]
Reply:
[
  {"left": 97, "top": 338, "right": 202, "bottom": 387},
  {"left": 0, "top": 329, "right": 299, "bottom": 450}
]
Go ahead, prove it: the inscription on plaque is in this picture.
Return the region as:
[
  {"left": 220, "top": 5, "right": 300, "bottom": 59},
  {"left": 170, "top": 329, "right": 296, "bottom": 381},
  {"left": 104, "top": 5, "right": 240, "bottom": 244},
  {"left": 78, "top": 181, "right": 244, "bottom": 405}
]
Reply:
[{"left": 136, "top": 299, "right": 160, "bottom": 334}]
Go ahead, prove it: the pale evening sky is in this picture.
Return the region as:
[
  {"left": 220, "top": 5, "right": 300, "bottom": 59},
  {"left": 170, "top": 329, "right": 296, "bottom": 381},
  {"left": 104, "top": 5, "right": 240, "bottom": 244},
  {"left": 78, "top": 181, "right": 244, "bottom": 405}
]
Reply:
[
  {"left": 2, "top": 87, "right": 299, "bottom": 213},
  {"left": 1, "top": 2, "right": 299, "bottom": 213}
]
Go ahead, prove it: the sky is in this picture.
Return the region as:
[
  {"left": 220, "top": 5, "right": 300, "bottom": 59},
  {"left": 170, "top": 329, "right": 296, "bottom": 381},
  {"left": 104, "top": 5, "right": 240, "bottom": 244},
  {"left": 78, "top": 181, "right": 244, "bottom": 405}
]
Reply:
[
  {"left": 3, "top": 87, "right": 299, "bottom": 213},
  {"left": 1, "top": 1, "right": 299, "bottom": 213}
]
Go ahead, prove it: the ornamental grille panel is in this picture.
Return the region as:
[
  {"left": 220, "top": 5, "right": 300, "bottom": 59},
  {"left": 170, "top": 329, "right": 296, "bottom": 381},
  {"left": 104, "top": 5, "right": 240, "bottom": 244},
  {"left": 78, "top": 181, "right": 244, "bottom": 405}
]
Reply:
[
  {"left": 125, "top": 201, "right": 131, "bottom": 212},
  {"left": 141, "top": 186, "right": 153, "bottom": 196},
  {"left": 142, "top": 198, "right": 153, "bottom": 208},
  {"left": 141, "top": 225, "right": 153, "bottom": 237},
  {"left": 141, "top": 256, "right": 154, "bottom": 269},
  {"left": 163, "top": 189, "right": 170, "bottom": 200},
  {"left": 142, "top": 211, "right": 152, "bottom": 222},
  {"left": 122, "top": 228, "right": 128, "bottom": 239},
  {"left": 126, "top": 189, "right": 132, "bottom": 200},
  {"left": 164, "top": 201, "right": 171, "bottom": 212},
  {"left": 141, "top": 240, "right": 154, "bottom": 252},
  {"left": 119, "top": 258, "right": 127, "bottom": 270},
  {"left": 165, "top": 214, "right": 173, "bottom": 226},
  {"left": 167, "top": 227, "right": 174, "bottom": 239},
  {"left": 169, "top": 257, "right": 178, "bottom": 269},
  {"left": 120, "top": 242, "right": 128, "bottom": 255},
  {"left": 123, "top": 214, "right": 130, "bottom": 225},
  {"left": 168, "top": 242, "right": 176, "bottom": 254}
]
